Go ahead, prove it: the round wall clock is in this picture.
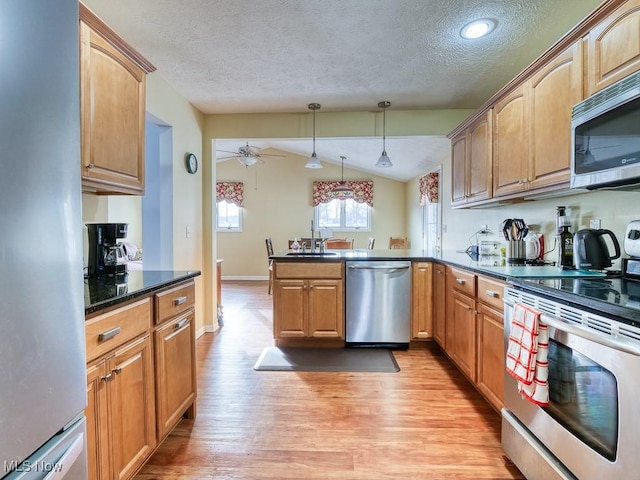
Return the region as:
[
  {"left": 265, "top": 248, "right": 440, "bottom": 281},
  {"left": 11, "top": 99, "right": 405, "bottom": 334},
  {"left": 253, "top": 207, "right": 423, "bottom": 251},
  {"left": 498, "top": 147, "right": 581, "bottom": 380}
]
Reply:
[{"left": 185, "top": 153, "right": 198, "bottom": 174}]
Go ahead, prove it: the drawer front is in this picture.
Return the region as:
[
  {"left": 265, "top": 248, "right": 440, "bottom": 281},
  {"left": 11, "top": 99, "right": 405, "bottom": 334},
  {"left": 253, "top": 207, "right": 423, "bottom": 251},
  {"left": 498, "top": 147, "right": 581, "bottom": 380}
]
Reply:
[
  {"left": 155, "top": 281, "right": 195, "bottom": 325},
  {"left": 449, "top": 266, "right": 476, "bottom": 296},
  {"left": 86, "top": 297, "right": 151, "bottom": 362},
  {"left": 477, "top": 275, "right": 505, "bottom": 311},
  {"left": 275, "top": 262, "right": 343, "bottom": 279}
]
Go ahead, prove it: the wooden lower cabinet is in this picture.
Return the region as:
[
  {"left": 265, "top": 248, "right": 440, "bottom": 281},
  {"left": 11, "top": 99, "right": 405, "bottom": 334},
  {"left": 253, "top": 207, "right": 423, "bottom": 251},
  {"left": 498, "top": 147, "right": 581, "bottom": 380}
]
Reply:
[
  {"left": 476, "top": 303, "right": 505, "bottom": 412},
  {"left": 433, "top": 263, "right": 446, "bottom": 347},
  {"left": 154, "top": 309, "right": 196, "bottom": 439},
  {"left": 272, "top": 262, "right": 344, "bottom": 343},
  {"left": 273, "top": 278, "right": 344, "bottom": 339},
  {"left": 411, "top": 262, "right": 433, "bottom": 340},
  {"left": 449, "top": 290, "right": 477, "bottom": 382},
  {"left": 86, "top": 335, "right": 156, "bottom": 480}
]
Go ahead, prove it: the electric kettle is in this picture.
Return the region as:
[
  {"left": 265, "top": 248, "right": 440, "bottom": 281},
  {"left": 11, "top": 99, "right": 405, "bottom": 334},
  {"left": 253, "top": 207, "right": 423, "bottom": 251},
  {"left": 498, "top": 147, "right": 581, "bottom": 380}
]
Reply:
[{"left": 573, "top": 229, "right": 621, "bottom": 270}]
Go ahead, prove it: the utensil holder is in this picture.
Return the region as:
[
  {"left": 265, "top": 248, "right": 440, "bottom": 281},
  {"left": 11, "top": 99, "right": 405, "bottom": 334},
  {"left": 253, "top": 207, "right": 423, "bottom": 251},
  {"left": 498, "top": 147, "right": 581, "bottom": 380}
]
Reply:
[{"left": 507, "top": 240, "right": 526, "bottom": 265}]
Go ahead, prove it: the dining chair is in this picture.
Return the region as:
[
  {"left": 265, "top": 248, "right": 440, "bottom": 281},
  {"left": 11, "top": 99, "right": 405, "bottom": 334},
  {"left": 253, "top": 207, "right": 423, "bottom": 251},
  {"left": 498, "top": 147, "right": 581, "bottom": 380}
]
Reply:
[
  {"left": 324, "top": 238, "right": 354, "bottom": 249},
  {"left": 389, "top": 237, "right": 408, "bottom": 249},
  {"left": 265, "top": 238, "right": 274, "bottom": 294},
  {"left": 367, "top": 237, "right": 375, "bottom": 249}
]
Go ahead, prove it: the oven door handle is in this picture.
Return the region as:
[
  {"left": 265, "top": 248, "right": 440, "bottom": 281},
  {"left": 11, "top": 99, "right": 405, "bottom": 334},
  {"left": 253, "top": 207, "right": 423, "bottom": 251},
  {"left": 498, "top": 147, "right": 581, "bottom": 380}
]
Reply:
[{"left": 504, "top": 298, "right": 640, "bottom": 357}]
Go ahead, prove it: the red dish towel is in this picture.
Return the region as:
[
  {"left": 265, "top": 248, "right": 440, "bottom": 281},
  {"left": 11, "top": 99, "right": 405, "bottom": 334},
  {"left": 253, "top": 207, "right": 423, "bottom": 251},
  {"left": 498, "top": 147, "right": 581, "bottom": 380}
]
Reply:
[{"left": 505, "top": 303, "right": 549, "bottom": 406}]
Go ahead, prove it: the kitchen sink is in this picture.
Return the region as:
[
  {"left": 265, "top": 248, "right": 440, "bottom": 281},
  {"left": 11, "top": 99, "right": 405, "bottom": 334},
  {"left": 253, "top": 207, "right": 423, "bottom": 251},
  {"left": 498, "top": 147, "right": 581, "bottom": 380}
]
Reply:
[{"left": 285, "top": 252, "right": 338, "bottom": 256}]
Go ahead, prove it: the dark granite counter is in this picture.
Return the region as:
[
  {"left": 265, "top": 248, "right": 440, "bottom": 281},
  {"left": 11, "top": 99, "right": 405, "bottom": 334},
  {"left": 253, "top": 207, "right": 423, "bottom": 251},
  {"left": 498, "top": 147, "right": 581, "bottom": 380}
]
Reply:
[
  {"left": 271, "top": 248, "right": 607, "bottom": 280},
  {"left": 84, "top": 270, "right": 201, "bottom": 315}
]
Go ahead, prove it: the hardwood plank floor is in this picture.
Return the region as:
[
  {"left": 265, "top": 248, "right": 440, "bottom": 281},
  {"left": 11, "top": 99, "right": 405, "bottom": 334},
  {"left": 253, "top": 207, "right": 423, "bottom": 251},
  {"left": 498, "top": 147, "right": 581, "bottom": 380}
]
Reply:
[{"left": 135, "top": 280, "right": 524, "bottom": 479}]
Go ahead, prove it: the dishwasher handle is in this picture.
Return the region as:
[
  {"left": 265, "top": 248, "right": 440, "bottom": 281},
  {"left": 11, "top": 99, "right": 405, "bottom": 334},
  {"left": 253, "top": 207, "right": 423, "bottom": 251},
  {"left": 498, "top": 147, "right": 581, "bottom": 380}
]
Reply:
[{"left": 347, "top": 264, "right": 411, "bottom": 270}]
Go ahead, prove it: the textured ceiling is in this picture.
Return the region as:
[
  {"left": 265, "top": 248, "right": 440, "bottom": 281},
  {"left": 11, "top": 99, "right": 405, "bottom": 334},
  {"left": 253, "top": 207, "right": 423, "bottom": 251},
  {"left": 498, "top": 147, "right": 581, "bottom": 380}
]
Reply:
[{"left": 82, "top": 0, "right": 603, "bottom": 180}]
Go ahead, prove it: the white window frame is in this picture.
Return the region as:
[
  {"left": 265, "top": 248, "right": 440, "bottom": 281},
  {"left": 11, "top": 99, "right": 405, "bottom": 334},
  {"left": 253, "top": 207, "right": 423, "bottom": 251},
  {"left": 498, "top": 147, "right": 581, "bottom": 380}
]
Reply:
[
  {"left": 314, "top": 198, "right": 371, "bottom": 232},
  {"left": 216, "top": 200, "right": 243, "bottom": 232}
]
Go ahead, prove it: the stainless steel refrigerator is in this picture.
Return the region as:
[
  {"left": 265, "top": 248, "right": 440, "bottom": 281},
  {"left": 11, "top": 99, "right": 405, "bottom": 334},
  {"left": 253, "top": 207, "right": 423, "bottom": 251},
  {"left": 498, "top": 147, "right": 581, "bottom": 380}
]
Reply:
[{"left": 1, "top": 1, "right": 88, "bottom": 478}]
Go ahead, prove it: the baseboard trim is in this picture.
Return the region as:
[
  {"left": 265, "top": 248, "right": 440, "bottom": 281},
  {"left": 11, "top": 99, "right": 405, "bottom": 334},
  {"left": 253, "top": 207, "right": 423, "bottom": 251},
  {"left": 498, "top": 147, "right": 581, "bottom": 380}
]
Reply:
[{"left": 221, "top": 276, "right": 268, "bottom": 281}]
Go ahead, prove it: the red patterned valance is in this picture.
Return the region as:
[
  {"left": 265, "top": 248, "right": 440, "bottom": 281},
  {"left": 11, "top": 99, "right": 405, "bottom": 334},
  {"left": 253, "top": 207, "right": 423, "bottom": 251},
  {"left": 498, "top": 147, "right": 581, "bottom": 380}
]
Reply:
[
  {"left": 419, "top": 172, "right": 439, "bottom": 205},
  {"left": 216, "top": 182, "right": 244, "bottom": 207},
  {"left": 313, "top": 181, "right": 373, "bottom": 207}
]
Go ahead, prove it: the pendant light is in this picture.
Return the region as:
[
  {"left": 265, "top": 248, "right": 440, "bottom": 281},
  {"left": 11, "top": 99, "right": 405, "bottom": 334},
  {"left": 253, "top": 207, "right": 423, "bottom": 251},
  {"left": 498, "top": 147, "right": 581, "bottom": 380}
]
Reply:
[
  {"left": 330, "top": 156, "right": 354, "bottom": 199},
  {"left": 305, "top": 103, "right": 323, "bottom": 168},
  {"left": 375, "top": 100, "right": 393, "bottom": 168}
]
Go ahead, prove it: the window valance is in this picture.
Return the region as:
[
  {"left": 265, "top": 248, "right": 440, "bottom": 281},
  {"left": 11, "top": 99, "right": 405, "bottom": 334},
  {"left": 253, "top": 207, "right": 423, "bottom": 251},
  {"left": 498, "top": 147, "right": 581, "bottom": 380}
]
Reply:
[
  {"left": 216, "top": 181, "right": 244, "bottom": 207},
  {"left": 419, "top": 172, "right": 439, "bottom": 205},
  {"left": 312, "top": 181, "right": 374, "bottom": 207}
]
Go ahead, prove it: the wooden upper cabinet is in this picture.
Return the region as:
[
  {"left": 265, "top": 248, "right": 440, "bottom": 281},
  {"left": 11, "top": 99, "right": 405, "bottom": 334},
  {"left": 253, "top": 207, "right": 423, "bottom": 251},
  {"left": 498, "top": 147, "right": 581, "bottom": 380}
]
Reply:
[
  {"left": 79, "top": 3, "right": 155, "bottom": 195},
  {"left": 450, "top": 133, "right": 467, "bottom": 205},
  {"left": 528, "top": 40, "right": 584, "bottom": 190},
  {"left": 493, "top": 85, "right": 528, "bottom": 197},
  {"left": 587, "top": 0, "right": 640, "bottom": 95},
  {"left": 451, "top": 111, "right": 492, "bottom": 207}
]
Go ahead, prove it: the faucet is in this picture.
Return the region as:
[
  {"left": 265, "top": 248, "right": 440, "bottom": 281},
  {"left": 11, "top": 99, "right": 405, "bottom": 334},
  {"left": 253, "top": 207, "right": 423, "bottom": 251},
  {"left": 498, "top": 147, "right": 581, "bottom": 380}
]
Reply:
[{"left": 310, "top": 219, "right": 315, "bottom": 252}]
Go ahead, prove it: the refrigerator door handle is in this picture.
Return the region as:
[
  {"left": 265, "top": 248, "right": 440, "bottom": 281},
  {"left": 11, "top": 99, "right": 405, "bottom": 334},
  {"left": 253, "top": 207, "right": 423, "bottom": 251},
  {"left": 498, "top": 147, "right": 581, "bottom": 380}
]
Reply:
[{"left": 42, "top": 432, "right": 84, "bottom": 480}]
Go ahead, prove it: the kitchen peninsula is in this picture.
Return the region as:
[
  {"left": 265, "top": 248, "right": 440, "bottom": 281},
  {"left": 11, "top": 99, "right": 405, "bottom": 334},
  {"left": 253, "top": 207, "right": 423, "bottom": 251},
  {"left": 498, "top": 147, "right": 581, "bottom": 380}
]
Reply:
[{"left": 84, "top": 270, "right": 200, "bottom": 480}]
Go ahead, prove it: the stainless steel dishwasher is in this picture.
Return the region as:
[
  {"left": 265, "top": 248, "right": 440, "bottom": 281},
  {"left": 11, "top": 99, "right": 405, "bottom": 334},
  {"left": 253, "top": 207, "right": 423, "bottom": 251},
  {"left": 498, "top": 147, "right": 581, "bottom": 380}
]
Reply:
[{"left": 345, "top": 260, "right": 411, "bottom": 348}]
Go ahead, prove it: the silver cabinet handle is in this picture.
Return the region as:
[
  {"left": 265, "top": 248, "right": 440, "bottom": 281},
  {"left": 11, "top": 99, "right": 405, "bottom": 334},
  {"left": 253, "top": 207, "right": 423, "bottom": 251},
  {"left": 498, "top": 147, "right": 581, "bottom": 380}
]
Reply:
[
  {"left": 98, "top": 326, "right": 121, "bottom": 342},
  {"left": 112, "top": 367, "right": 122, "bottom": 375},
  {"left": 174, "top": 296, "right": 187, "bottom": 306},
  {"left": 455, "top": 278, "right": 466, "bottom": 285},
  {"left": 100, "top": 373, "right": 112, "bottom": 382},
  {"left": 175, "top": 318, "right": 189, "bottom": 330},
  {"left": 485, "top": 290, "right": 499, "bottom": 298}
]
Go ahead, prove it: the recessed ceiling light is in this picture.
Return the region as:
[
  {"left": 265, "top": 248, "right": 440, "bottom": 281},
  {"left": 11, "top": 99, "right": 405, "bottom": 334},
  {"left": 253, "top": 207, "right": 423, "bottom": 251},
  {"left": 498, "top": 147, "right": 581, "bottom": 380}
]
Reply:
[{"left": 460, "top": 19, "right": 496, "bottom": 39}]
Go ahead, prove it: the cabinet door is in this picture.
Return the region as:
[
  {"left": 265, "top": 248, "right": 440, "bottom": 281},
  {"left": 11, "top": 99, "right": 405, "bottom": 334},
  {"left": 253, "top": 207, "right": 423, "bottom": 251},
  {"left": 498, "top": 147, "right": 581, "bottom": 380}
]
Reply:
[
  {"left": 493, "top": 85, "right": 528, "bottom": 197},
  {"left": 308, "top": 280, "right": 344, "bottom": 338},
  {"left": 587, "top": 0, "right": 640, "bottom": 94},
  {"left": 450, "top": 290, "right": 477, "bottom": 382},
  {"left": 108, "top": 335, "right": 156, "bottom": 480},
  {"left": 451, "top": 133, "right": 467, "bottom": 206},
  {"left": 155, "top": 311, "right": 196, "bottom": 439},
  {"left": 476, "top": 303, "right": 505, "bottom": 412},
  {"left": 528, "top": 41, "right": 583, "bottom": 190},
  {"left": 86, "top": 362, "right": 110, "bottom": 480},
  {"left": 433, "top": 264, "right": 446, "bottom": 348},
  {"left": 80, "top": 21, "right": 145, "bottom": 194},
  {"left": 273, "top": 279, "right": 307, "bottom": 337},
  {"left": 467, "top": 112, "right": 492, "bottom": 202},
  {"left": 411, "top": 262, "right": 433, "bottom": 339}
]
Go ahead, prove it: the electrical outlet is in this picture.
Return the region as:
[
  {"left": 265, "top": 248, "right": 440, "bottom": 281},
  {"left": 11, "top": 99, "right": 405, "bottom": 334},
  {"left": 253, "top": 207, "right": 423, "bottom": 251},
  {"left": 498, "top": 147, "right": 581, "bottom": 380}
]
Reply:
[{"left": 589, "top": 219, "right": 601, "bottom": 229}]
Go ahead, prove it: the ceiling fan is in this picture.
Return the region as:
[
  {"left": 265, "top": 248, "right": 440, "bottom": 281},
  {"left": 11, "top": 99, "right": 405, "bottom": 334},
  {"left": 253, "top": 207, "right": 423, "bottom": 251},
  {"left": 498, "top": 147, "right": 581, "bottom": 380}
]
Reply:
[{"left": 216, "top": 142, "right": 284, "bottom": 167}]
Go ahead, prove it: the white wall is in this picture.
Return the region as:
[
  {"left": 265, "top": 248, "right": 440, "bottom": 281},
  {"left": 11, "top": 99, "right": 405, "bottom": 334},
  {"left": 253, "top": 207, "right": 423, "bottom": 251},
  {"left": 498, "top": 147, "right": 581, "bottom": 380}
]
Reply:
[{"left": 216, "top": 151, "right": 406, "bottom": 278}]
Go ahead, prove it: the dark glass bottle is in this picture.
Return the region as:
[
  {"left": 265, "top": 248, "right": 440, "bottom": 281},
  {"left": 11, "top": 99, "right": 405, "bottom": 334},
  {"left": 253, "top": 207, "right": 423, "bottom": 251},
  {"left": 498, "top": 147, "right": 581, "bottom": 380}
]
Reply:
[{"left": 559, "top": 225, "right": 574, "bottom": 268}]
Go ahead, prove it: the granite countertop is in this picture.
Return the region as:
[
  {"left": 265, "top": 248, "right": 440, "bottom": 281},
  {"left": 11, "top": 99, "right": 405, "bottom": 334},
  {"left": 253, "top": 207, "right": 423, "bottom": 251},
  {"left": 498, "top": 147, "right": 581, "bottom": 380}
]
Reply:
[
  {"left": 84, "top": 270, "right": 201, "bottom": 315},
  {"left": 271, "top": 248, "right": 607, "bottom": 280}
]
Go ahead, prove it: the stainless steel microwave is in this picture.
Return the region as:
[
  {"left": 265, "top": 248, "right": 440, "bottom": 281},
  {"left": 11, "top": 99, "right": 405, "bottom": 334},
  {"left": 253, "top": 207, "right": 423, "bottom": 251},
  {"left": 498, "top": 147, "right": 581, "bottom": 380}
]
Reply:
[{"left": 571, "top": 70, "right": 640, "bottom": 190}]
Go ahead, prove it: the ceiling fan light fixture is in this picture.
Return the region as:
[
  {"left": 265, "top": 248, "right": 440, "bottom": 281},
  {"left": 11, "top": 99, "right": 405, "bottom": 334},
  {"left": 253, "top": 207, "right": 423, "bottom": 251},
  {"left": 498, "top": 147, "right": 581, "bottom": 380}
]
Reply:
[
  {"left": 306, "top": 103, "right": 323, "bottom": 169},
  {"left": 238, "top": 156, "right": 258, "bottom": 167},
  {"left": 376, "top": 101, "right": 393, "bottom": 168}
]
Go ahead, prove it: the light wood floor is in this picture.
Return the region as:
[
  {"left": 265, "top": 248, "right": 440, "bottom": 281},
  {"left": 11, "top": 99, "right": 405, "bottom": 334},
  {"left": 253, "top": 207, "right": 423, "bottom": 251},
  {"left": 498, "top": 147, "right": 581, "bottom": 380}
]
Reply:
[{"left": 134, "top": 280, "right": 524, "bottom": 480}]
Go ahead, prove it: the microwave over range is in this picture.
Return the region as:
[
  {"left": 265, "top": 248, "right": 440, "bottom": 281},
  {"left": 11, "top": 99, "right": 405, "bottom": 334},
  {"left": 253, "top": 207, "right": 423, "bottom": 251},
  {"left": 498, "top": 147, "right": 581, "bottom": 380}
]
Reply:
[{"left": 571, "top": 70, "right": 640, "bottom": 191}]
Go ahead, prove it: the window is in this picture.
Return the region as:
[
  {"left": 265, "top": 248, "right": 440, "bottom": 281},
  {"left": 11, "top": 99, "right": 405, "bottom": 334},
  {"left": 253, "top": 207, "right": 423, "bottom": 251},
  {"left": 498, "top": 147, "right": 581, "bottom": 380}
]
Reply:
[
  {"left": 315, "top": 198, "right": 370, "bottom": 231},
  {"left": 216, "top": 200, "right": 242, "bottom": 232}
]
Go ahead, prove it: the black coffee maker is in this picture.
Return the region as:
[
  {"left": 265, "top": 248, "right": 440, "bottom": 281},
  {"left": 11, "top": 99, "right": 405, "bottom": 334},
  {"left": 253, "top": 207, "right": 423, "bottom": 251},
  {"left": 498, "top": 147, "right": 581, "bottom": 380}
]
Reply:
[{"left": 86, "top": 223, "right": 128, "bottom": 277}]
